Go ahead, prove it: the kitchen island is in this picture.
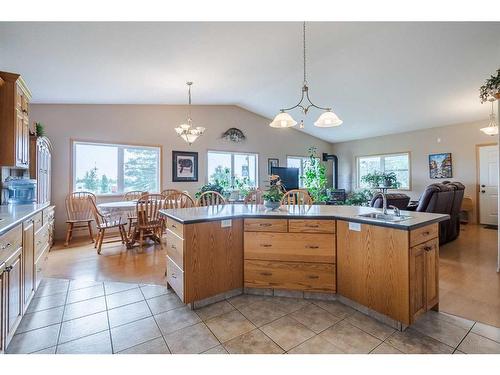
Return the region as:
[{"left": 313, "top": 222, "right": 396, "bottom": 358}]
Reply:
[{"left": 160, "top": 204, "right": 449, "bottom": 327}]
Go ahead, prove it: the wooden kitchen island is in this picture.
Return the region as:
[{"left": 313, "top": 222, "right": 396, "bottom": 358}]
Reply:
[{"left": 160, "top": 204, "right": 448, "bottom": 327}]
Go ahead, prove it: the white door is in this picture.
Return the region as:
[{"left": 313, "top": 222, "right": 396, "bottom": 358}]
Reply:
[{"left": 479, "top": 144, "right": 499, "bottom": 225}]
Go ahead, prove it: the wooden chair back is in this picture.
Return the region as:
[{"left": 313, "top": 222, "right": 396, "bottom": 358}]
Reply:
[
  {"left": 280, "top": 189, "right": 313, "bottom": 207},
  {"left": 164, "top": 191, "right": 195, "bottom": 209},
  {"left": 244, "top": 189, "right": 264, "bottom": 205},
  {"left": 124, "top": 191, "right": 147, "bottom": 201},
  {"left": 88, "top": 197, "right": 106, "bottom": 227},
  {"left": 66, "top": 192, "right": 96, "bottom": 221},
  {"left": 161, "top": 189, "right": 181, "bottom": 198},
  {"left": 197, "top": 191, "right": 226, "bottom": 207},
  {"left": 136, "top": 193, "right": 165, "bottom": 228}
]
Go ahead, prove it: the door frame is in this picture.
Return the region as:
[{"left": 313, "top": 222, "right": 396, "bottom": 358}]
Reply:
[{"left": 475, "top": 142, "right": 498, "bottom": 224}]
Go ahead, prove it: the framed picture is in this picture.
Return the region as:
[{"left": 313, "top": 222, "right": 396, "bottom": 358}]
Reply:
[
  {"left": 172, "top": 151, "right": 198, "bottom": 182},
  {"left": 429, "top": 153, "right": 452, "bottom": 179},
  {"left": 268, "top": 158, "right": 279, "bottom": 174}
]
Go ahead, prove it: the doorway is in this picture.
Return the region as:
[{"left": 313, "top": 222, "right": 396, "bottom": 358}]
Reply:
[{"left": 477, "top": 143, "right": 499, "bottom": 226}]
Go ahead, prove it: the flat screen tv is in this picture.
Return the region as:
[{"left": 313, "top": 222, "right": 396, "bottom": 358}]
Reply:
[{"left": 271, "top": 167, "right": 299, "bottom": 190}]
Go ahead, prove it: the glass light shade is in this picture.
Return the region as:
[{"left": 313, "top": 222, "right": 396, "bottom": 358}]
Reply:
[
  {"left": 480, "top": 114, "right": 498, "bottom": 136},
  {"left": 174, "top": 127, "right": 183, "bottom": 135},
  {"left": 314, "top": 111, "right": 343, "bottom": 127},
  {"left": 180, "top": 123, "right": 191, "bottom": 130},
  {"left": 269, "top": 112, "right": 297, "bottom": 128}
]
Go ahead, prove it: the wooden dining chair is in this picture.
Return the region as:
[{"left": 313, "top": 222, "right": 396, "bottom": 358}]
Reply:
[
  {"left": 281, "top": 189, "right": 313, "bottom": 207},
  {"left": 123, "top": 190, "right": 147, "bottom": 236},
  {"left": 161, "top": 189, "right": 181, "bottom": 198},
  {"left": 65, "top": 191, "right": 96, "bottom": 246},
  {"left": 244, "top": 189, "right": 264, "bottom": 205},
  {"left": 133, "top": 193, "right": 165, "bottom": 250},
  {"left": 196, "top": 191, "right": 227, "bottom": 207},
  {"left": 88, "top": 198, "right": 127, "bottom": 254},
  {"left": 164, "top": 191, "right": 196, "bottom": 209}
]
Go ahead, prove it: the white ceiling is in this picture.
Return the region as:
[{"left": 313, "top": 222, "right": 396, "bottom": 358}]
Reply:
[{"left": 1, "top": 22, "right": 499, "bottom": 143}]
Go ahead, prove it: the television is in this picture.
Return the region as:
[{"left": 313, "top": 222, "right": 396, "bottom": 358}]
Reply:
[{"left": 271, "top": 167, "right": 299, "bottom": 190}]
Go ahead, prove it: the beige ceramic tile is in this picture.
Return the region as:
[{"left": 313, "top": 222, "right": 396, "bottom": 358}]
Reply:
[
  {"left": 312, "top": 300, "right": 356, "bottom": 319},
  {"left": 319, "top": 321, "right": 382, "bottom": 354},
  {"left": 290, "top": 304, "right": 341, "bottom": 334},
  {"left": 227, "top": 294, "right": 269, "bottom": 309},
  {"left": 105, "top": 288, "right": 144, "bottom": 309},
  {"left": 146, "top": 293, "right": 184, "bottom": 315},
  {"left": 66, "top": 284, "right": 105, "bottom": 304},
  {"left": 457, "top": 332, "right": 500, "bottom": 354},
  {"left": 345, "top": 311, "right": 396, "bottom": 340},
  {"left": 154, "top": 306, "right": 201, "bottom": 335},
  {"left": 57, "top": 331, "right": 112, "bottom": 354},
  {"left": 17, "top": 306, "right": 64, "bottom": 334},
  {"left": 238, "top": 300, "right": 288, "bottom": 327},
  {"left": 165, "top": 323, "right": 220, "bottom": 354},
  {"left": 205, "top": 310, "right": 256, "bottom": 343},
  {"left": 58, "top": 311, "right": 109, "bottom": 344},
  {"left": 118, "top": 337, "right": 171, "bottom": 354},
  {"left": 195, "top": 301, "right": 235, "bottom": 321},
  {"left": 370, "top": 343, "right": 403, "bottom": 354},
  {"left": 260, "top": 316, "right": 315, "bottom": 351},
  {"left": 108, "top": 300, "right": 152, "bottom": 328},
  {"left": 203, "top": 345, "right": 228, "bottom": 354},
  {"left": 32, "top": 346, "right": 57, "bottom": 354},
  {"left": 26, "top": 292, "right": 67, "bottom": 313},
  {"left": 270, "top": 296, "right": 310, "bottom": 313},
  {"left": 411, "top": 312, "right": 469, "bottom": 347},
  {"left": 288, "top": 335, "right": 345, "bottom": 354},
  {"left": 110, "top": 316, "right": 162, "bottom": 352},
  {"left": 35, "top": 281, "right": 69, "bottom": 297},
  {"left": 69, "top": 279, "right": 103, "bottom": 291},
  {"left": 104, "top": 281, "right": 139, "bottom": 295},
  {"left": 140, "top": 284, "right": 171, "bottom": 299},
  {"left": 386, "top": 328, "right": 454, "bottom": 354},
  {"left": 434, "top": 311, "right": 475, "bottom": 330},
  {"left": 471, "top": 322, "right": 500, "bottom": 343},
  {"left": 63, "top": 296, "right": 107, "bottom": 321},
  {"left": 223, "top": 329, "right": 284, "bottom": 354},
  {"left": 6, "top": 324, "right": 60, "bottom": 354}
]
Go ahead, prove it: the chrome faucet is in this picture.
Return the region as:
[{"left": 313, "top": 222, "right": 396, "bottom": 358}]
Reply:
[
  {"left": 381, "top": 192, "right": 388, "bottom": 214},
  {"left": 389, "top": 205, "right": 401, "bottom": 217}
]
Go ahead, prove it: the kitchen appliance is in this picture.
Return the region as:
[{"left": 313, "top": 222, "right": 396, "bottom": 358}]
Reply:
[{"left": 5, "top": 178, "right": 37, "bottom": 204}]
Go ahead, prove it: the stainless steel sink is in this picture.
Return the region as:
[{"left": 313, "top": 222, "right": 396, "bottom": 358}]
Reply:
[{"left": 358, "top": 212, "right": 410, "bottom": 222}]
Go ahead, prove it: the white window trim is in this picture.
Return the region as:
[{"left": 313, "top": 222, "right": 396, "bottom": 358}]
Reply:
[
  {"left": 71, "top": 139, "right": 162, "bottom": 196},
  {"left": 355, "top": 151, "right": 411, "bottom": 190},
  {"left": 207, "top": 150, "right": 259, "bottom": 188}
]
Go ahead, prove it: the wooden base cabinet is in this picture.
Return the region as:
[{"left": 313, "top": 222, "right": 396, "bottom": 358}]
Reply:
[
  {"left": 3, "top": 247, "right": 23, "bottom": 348},
  {"left": 22, "top": 219, "right": 35, "bottom": 310}
]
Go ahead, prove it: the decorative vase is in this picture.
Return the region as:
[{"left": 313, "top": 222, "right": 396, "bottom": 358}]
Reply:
[
  {"left": 264, "top": 200, "right": 280, "bottom": 210},
  {"left": 383, "top": 178, "right": 392, "bottom": 187}
]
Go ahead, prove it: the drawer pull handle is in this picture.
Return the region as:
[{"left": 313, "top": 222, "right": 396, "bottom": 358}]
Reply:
[
  {"left": 423, "top": 246, "right": 433, "bottom": 251},
  {"left": 5, "top": 266, "right": 13, "bottom": 272},
  {"left": 1, "top": 243, "right": 11, "bottom": 250},
  {"left": 260, "top": 244, "right": 272, "bottom": 248},
  {"left": 171, "top": 224, "right": 177, "bottom": 228},
  {"left": 171, "top": 244, "right": 176, "bottom": 249},
  {"left": 259, "top": 223, "right": 272, "bottom": 227},
  {"left": 260, "top": 272, "right": 272, "bottom": 276},
  {"left": 306, "top": 245, "right": 319, "bottom": 249},
  {"left": 306, "top": 224, "right": 319, "bottom": 228},
  {"left": 308, "top": 275, "right": 319, "bottom": 279},
  {"left": 422, "top": 231, "right": 430, "bottom": 236},
  {"left": 171, "top": 274, "right": 177, "bottom": 279}
]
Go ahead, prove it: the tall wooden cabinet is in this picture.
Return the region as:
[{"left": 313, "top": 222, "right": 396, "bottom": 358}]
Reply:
[
  {"left": 29, "top": 136, "right": 52, "bottom": 204},
  {"left": 0, "top": 71, "right": 32, "bottom": 168}
]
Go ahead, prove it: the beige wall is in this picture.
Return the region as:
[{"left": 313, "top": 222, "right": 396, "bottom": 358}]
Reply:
[
  {"left": 331, "top": 119, "right": 497, "bottom": 223},
  {"left": 30, "top": 104, "right": 332, "bottom": 239}
]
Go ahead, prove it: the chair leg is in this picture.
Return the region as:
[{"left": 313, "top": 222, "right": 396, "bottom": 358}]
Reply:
[
  {"left": 87, "top": 221, "right": 94, "bottom": 243},
  {"left": 94, "top": 231, "right": 100, "bottom": 249},
  {"left": 119, "top": 225, "right": 126, "bottom": 244},
  {"left": 139, "top": 229, "right": 144, "bottom": 251},
  {"left": 97, "top": 229, "right": 104, "bottom": 254},
  {"left": 128, "top": 218, "right": 133, "bottom": 237},
  {"left": 64, "top": 223, "right": 73, "bottom": 247}
]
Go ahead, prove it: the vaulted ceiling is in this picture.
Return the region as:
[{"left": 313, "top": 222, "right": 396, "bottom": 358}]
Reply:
[{"left": 1, "top": 22, "right": 499, "bottom": 142}]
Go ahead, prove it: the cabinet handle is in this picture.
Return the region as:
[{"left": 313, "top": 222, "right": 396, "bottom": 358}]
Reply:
[
  {"left": 259, "top": 223, "right": 272, "bottom": 227},
  {"left": 1, "top": 243, "right": 11, "bottom": 250},
  {"left": 308, "top": 275, "right": 319, "bottom": 279},
  {"left": 423, "top": 246, "right": 433, "bottom": 251},
  {"left": 260, "top": 244, "right": 272, "bottom": 248},
  {"left": 422, "top": 231, "right": 430, "bottom": 236},
  {"left": 260, "top": 272, "right": 272, "bottom": 276},
  {"left": 305, "top": 224, "right": 319, "bottom": 228},
  {"left": 5, "top": 266, "right": 13, "bottom": 272},
  {"left": 171, "top": 224, "right": 176, "bottom": 229},
  {"left": 171, "top": 244, "right": 176, "bottom": 249},
  {"left": 305, "top": 245, "right": 319, "bottom": 249}
]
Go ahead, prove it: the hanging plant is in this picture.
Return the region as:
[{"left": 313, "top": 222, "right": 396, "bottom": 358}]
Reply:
[
  {"left": 221, "top": 128, "right": 246, "bottom": 143},
  {"left": 479, "top": 68, "right": 500, "bottom": 103}
]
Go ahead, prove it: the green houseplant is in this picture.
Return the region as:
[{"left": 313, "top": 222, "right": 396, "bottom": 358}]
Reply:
[
  {"left": 479, "top": 68, "right": 500, "bottom": 103},
  {"left": 302, "top": 147, "right": 328, "bottom": 202},
  {"left": 344, "top": 189, "right": 373, "bottom": 206},
  {"left": 262, "top": 175, "right": 285, "bottom": 210},
  {"left": 361, "top": 171, "right": 401, "bottom": 189}
]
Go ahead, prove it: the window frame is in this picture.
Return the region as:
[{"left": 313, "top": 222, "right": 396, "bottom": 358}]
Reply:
[
  {"left": 355, "top": 151, "right": 411, "bottom": 191},
  {"left": 70, "top": 139, "right": 163, "bottom": 197},
  {"left": 206, "top": 149, "right": 260, "bottom": 189},
  {"left": 286, "top": 155, "right": 321, "bottom": 188}
]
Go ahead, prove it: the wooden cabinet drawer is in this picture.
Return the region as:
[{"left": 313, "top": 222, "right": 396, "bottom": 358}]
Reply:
[
  {"left": 244, "top": 260, "right": 336, "bottom": 292},
  {"left": 43, "top": 206, "right": 55, "bottom": 223},
  {"left": 34, "top": 223, "right": 49, "bottom": 262},
  {"left": 289, "top": 219, "right": 335, "bottom": 234},
  {"left": 0, "top": 225, "right": 22, "bottom": 263},
  {"left": 35, "top": 243, "right": 49, "bottom": 290},
  {"left": 166, "top": 229, "right": 184, "bottom": 269},
  {"left": 166, "top": 218, "right": 184, "bottom": 239},
  {"left": 244, "top": 219, "right": 288, "bottom": 232},
  {"left": 167, "top": 256, "right": 184, "bottom": 302},
  {"left": 33, "top": 212, "right": 43, "bottom": 232},
  {"left": 244, "top": 232, "right": 335, "bottom": 263},
  {"left": 410, "top": 224, "right": 438, "bottom": 247}
]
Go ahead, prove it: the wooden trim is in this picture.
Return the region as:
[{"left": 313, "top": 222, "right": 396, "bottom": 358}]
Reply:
[{"left": 475, "top": 142, "right": 498, "bottom": 224}]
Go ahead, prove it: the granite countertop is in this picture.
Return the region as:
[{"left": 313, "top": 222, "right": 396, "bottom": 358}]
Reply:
[
  {"left": 159, "top": 204, "right": 449, "bottom": 230},
  {"left": 0, "top": 203, "right": 51, "bottom": 235}
]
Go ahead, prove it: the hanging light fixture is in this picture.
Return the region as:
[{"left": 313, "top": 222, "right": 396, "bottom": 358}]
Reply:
[
  {"left": 269, "top": 22, "right": 342, "bottom": 129},
  {"left": 175, "top": 82, "right": 205, "bottom": 145},
  {"left": 480, "top": 97, "right": 498, "bottom": 136}
]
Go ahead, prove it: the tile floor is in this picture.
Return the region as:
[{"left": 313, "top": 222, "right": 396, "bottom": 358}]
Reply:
[{"left": 6, "top": 277, "right": 500, "bottom": 354}]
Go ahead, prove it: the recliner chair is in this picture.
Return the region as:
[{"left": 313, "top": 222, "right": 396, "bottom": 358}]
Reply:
[
  {"left": 370, "top": 193, "right": 411, "bottom": 210},
  {"left": 443, "top": 181, "right": 465, "bottom": 242}
]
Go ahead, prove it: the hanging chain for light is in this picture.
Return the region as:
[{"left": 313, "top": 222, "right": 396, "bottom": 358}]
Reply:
[{"left": 174, "top": 81, "right": 205, "bottom": 145}]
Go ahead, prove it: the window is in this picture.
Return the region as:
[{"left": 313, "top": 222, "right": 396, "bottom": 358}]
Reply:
[
  {"left": 287, "top": 155, "right": 320, "bottom": 188},
  {"left": 72, "top": 141, "right": 161, "bottom": 195},
  {"left": 357, "top": 152, "right": 410, "bottom": 190},
  {"left": 207, "top": 151, "right": 258, "bottom": 189}
]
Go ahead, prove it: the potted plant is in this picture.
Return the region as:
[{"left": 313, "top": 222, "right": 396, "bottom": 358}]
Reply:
[
  {"left": 195, "top": 182, "right": 225, "bottom": 199},
  {"left": 344, "top": 189, "right": 373, "bottom": 206},
  {"left": 479, "top": 68, "right": 500, "bottom": 103},
  {"left": 302, "top": 147, "right": 328, "bottom": 203},
  {"left": 361, "top": 171, "right": 401, "bottom": 189},
  {"left": 262, "top": 175, "right": 285, "bottom": 210}
]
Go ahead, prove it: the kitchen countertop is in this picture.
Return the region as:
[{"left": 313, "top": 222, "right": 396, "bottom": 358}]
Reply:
[
  {"left": 160, "top": 204, "right": 449, "bottom": 230},
  {"left": 0, "top": 203, "right": 51, "bottom": 235}
]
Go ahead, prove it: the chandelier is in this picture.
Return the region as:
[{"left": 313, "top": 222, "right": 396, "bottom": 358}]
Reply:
[
  {"left": 175, "top": 82, "right": 205, "bottom": 145},
  {"left": 480, "top": 97, "right": 498, "bottom": 136},
  {"left": 270, "top": 22, "right": 342, "bottom": 129}
]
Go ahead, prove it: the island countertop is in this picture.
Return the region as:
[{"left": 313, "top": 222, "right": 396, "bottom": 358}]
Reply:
[
  {"left": 160, "top": 204, "right": 449, "bottom": 230},
  {"left": 0, "top": 202, "right": 51, "bottom": 235}
]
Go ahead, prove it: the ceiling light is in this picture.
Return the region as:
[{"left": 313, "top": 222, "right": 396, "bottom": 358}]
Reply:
[
  {"left": 269, "top": 22, "right": 342, "bottom": 129},
  {"left": 480, "top": 98, "right": 498, "bottom": 136},
  {"left": 174, "top": 82, "right": 205, "bottom": 145}
]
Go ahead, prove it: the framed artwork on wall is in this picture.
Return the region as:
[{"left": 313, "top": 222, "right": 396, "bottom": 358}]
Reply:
[
  {"left": 172, "top": 151, "right": 198, "bottom": 182},
  {"left": 429, "top": 153, "right": 453, "bottom": 179},
  {"left": 268, "top": 158, "right": 279, "bottom": 174}
]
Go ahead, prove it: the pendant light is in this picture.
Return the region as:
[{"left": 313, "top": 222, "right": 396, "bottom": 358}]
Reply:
[
  {"left": 269, "top": 22, "right": 342, "bottom": 129},
  {"left": 175, "top": 82, "right": 205, "bottom": 145},
  {"left": 480, "top": 98, "right": 498, "bottom": 136}
]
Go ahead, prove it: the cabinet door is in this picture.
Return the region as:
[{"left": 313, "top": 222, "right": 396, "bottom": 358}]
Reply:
[
  {"left": 0, "top": 266, "right": 5, "bottom": 353},
  {"left": 5, "top": 248, "right": 23, "bottom": 341},
  {"left": 424, "top": 239, "right": 439, "bottom": 310},
  {"left": 22, "top": 116, "right": 29, "bottom": 166},
  {"left": 23, "top": 220, "right": 35, "bottom": 308},
  {"left": 410, "top": 244, "right": 426, "bottom": 320},
  {"left": 15, "top": 110, "right": 24, "bottom": 166}
]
